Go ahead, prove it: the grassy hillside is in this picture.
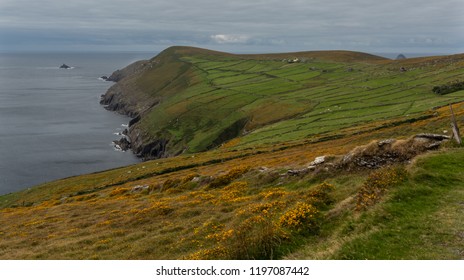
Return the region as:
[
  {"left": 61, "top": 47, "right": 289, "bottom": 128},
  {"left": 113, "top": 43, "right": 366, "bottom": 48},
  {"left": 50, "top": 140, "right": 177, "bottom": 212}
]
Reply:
[
  {"left": 1, "top": 47, "right": 464, "bottom": 259},
  {"left": 106, "top": 47, "right": 464, "bottom": 158}
]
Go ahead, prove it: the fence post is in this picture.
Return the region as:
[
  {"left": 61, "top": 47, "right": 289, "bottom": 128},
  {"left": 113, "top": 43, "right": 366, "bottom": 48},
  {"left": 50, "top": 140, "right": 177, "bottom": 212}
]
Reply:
[{"left": 450, "top": 104, "right": 462, "bottom": 145}]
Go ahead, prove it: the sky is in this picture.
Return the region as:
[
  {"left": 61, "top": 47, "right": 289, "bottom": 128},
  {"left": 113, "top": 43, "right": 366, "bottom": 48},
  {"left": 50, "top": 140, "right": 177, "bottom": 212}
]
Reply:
[{"left": 0, "top": 0, "right": 463, "bottom": 54}]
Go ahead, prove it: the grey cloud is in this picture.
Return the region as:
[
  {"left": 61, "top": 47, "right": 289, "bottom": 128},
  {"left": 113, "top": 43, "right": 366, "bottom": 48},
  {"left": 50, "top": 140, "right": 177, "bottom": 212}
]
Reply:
[{"left": 0, "top": 0, "right": 462, "bottom": 53}]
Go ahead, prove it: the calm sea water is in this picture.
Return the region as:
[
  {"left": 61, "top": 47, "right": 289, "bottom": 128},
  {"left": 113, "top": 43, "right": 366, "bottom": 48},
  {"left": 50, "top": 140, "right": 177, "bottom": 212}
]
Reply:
[{"left": 0, "top": 52, "right": 154, "bottom": 195}]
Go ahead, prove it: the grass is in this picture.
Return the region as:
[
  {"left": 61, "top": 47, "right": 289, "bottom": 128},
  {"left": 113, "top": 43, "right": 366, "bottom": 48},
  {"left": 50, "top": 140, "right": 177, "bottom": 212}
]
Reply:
[
  {"left": 1, "top": 47, "right": 464, "bottom": 260},
  {"left": 118, "top": 47, "right": 464, "bottom": 157},
  {"left": 286, "top": 150, "right": 464, "bottom": 260},
  {"left": 1, "top": 136, "right": 463, "bottom": 259}
]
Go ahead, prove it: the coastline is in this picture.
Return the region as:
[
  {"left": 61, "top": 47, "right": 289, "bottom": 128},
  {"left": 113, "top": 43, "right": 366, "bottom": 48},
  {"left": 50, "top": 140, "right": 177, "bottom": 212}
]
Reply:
[
  {"left": 0, "top": 52, "right": 145, "bottom": 195},
  {"left": 100, "top": 58, "right": 168, "bottom": 160}
]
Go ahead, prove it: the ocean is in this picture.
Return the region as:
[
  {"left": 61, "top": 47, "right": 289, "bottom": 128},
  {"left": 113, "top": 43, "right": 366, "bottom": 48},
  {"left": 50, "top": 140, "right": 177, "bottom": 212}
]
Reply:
[{"left": 0, "top": 52, "right": 154, "bottom": 195}]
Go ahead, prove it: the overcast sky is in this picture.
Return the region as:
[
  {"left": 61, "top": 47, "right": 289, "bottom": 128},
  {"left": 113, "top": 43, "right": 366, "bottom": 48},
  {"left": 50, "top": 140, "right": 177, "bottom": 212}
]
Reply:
[{"left": 0, "top": 0, "right": 463, "bottom": 54}]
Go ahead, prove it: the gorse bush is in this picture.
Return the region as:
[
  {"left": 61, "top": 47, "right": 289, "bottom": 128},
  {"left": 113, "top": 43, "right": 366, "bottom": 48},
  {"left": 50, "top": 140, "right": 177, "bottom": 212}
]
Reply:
[
  {"left": 186, "top": 181, "right": 335, "bottom": 259},
  {"left": 279, "top": 202, "right": 321, "bottom": 234},
  {"left": 220, "top": 182, "right": 248, "bottom": 202},
  {"left": 356, "top": 166, "right": 407, "bottom": 210},
  {"left": 109, "top": 187, "right": 129, "bottom": 196}
]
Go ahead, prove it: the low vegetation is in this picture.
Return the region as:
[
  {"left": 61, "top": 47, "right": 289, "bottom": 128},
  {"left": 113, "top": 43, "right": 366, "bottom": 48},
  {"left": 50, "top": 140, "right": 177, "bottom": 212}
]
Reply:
[
  {"left": 1, "top": 47, "right": 464, "bottom": 259},
  {"left": 432, "top": 80, "right": 464, "bottom": 95}
]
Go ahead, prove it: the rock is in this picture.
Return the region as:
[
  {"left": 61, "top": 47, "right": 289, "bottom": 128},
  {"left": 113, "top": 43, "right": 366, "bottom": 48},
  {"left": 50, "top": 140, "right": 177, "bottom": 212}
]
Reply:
[
  {"left": 258, "top": 167, "right": 270, "bottom": 172},
  {"left": 286, "top": 168, "right": 309, "bottom": 176},
  {"left": 106, "top": 69, "right": 123, "bottom": 82},
  {"left": 131, "top": 185, "right": 150, "bottom": 193},
  {"left": 100, "top": 75, "right": 109, "bottom": 80},
  {"left": 425, "top": 142, "right": 441, "bottom": 149},
  {"left": 129, "top": 115, "right": 141, "bottom": 127},
  {"left": 59, "top": 64, "right": 71, "bottom": 69},
  {"left": 135, "top": 138, "right": 168, "bottom": 159},
  {"left": 378, "top": 139, "right": 395, "bottom": 147},
  {"left": 309, "top": 156, "right": 326, "bottom": 166},
  {"left": 414, "top": 133, "right": 451, "bottom": 141},
  {"left": 400, "top": 67, "right": 407, "bottom": 72},
  {"left": 396, "top": 54, "right": 407, "bottom": 60},
  {"left": 113, "top": 137, "right": 131, "bottom": 151}
]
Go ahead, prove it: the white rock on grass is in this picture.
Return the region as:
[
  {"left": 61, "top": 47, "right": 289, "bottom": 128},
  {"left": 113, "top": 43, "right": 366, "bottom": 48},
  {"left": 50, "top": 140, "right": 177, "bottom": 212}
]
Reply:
[{"left": 309, "top": 156, "right": 326, "bottom": 166}]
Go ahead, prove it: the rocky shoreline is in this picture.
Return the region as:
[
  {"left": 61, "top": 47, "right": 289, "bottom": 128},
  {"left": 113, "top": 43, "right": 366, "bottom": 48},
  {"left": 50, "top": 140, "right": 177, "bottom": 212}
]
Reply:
[{"left": 100, "top": 59, "right": 171, "bottom": 160}]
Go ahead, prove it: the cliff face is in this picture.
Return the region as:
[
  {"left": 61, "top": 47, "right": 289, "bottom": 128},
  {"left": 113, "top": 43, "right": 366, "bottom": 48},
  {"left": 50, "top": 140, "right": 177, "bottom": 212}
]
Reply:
[
  {"left": 100, "top": 47, "right": 197, "bottom": 159},
  {"left": 100, "top": 60, "right": 156, "bottom": 117}
]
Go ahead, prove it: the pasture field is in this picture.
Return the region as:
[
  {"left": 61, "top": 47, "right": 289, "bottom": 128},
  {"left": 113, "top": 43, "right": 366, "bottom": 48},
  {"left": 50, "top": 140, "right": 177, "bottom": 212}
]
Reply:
[{"left": 130, "top": 48, "right": 464, "bottom": 154}]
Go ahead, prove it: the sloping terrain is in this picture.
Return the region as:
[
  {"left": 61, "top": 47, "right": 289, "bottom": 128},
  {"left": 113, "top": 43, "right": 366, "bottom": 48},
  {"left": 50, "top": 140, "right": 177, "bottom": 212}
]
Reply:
[
  {"left": 101, "top": 47, "right": 464, "bottom": 159},
  {"left": 1, "top": 47, "right": 463, "bottom": 259}
]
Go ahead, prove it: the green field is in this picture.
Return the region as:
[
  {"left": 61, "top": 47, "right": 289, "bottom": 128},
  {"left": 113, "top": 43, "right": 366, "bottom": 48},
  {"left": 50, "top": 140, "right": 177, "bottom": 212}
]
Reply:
[{"left": 124, "top": 47, "right": 464, "bottom": 156}]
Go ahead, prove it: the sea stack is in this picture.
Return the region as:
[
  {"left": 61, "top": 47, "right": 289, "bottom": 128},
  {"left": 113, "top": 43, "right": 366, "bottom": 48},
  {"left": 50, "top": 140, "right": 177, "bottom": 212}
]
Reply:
[{"left": 60, "top": 64, "right": 71, "bottom": 69}]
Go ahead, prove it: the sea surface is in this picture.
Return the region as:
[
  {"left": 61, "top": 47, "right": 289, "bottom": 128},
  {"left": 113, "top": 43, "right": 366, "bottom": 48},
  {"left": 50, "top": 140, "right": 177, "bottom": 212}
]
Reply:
[{"left": 0, "top": 52, "right": 154, "bottom": 195}]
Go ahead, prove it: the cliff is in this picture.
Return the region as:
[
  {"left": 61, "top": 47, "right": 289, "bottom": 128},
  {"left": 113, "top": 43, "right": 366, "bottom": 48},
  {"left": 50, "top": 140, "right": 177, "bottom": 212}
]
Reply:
[{"left": 100, "top": 46, "right": 464, "bottom": 160}]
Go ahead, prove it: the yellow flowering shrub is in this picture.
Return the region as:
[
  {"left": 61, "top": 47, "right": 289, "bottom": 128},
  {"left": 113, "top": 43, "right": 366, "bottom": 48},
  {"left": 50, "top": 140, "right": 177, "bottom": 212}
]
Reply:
[
  {"left": 186, "top": 246, "right": 229, "bottom": 260},
  {"left": 109, "top": 187, "right": 129, "bottom": 196},
  {"left": 125, "top": 201, "right": 173, "bottom": 216},
  {"left": 279, "top": 202, "right": 321, "bottom": 233},
  {"left": 356, "top": 166, "right": 407, "bottom": 210},
  {"left": 262, "top": 188, "right": 289, "bottom": 199},
  {"left": 219, "top": 182, "right": 248, "bottom": 201},
  {"left": 236, "top": 201, "right": 287, "bottom": 216}
]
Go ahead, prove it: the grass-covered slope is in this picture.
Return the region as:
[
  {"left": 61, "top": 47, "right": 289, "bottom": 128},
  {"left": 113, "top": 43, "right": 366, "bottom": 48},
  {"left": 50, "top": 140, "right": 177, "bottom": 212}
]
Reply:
[
  {"left": 1, "top": 143, "right": 463, "bottom": 259},
  {"left": 1, "top": 102, "right": 464, "bottom": 259},
  {"left": 101, "top": 46, "right": 464, "bottom": 159},
  {"left": 1, "top": 47, "right": 464, "bottom": 260},
  {"left": 288, "top": 149, "right": 464, "bottom": 260}
]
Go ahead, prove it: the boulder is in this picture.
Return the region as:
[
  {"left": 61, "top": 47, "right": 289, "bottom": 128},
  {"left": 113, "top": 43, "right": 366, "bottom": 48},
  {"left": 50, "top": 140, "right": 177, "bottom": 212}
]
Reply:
[
  {"left": 309, "top": 156, "right": 326, "bottom": 166},
  {"left": 286, "top": 168, "right": 309, "bottom": 176},
  {"left": 131, "top": 185, "right": 150, "bottom": 193},
  {"left": 113, "top": 137, "right": 131, "bottom": 151}
]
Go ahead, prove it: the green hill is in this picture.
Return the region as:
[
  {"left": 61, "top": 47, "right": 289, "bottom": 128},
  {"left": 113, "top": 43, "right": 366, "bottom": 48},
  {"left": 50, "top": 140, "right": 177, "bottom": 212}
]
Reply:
[
  {"left": 1, "top": 46, "right": 464, "bottom": 260},
  {"left": 101, "top": 46, "right": 464, "bottom": 158}
]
